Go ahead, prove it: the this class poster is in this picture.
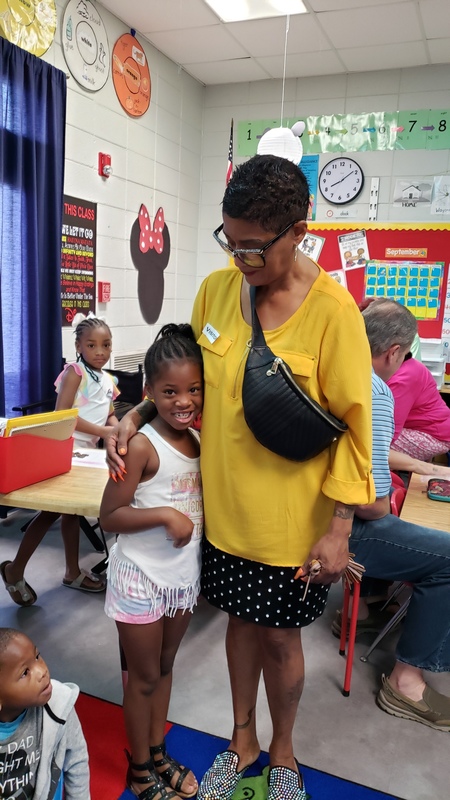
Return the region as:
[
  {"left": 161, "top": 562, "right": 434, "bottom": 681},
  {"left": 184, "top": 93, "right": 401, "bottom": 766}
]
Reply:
[{"left": 61, "top": 196, "right": 97, "bottom": 326}]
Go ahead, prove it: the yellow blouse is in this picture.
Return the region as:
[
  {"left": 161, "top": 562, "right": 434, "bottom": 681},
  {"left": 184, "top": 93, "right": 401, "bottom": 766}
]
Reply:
[{"left": 191, "top": 266, "right": 374, "bottom": 566}]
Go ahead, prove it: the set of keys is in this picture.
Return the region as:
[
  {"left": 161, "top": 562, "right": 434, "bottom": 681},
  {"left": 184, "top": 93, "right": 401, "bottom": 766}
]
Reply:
[
  {"left": 295, "top": 559, "right": 322, "bottom": 601},
  {"left": 294, "top": 555, "right": 365, "bottom": 601}
]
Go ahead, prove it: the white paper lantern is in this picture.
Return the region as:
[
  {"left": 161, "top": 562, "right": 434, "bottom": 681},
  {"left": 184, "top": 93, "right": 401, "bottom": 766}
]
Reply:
[{"left": 257, "top": 122, "right": 305, "bottom": 164}]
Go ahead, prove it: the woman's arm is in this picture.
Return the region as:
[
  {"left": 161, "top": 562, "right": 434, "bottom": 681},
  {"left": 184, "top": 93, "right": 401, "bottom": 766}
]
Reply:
[
  {"left": 300, "top": 501, "right": 353, "bottom": 585},
  {"left": 100, "top": 434, "right": 194, "bottom": 547},
  {"left": 354, "top": 494, "right": 390, "bottom": 520},
  {"left": 389, "top": 448, "right": 450, "bottom": 477},
  {"left": 319, "top": 302, "right": 375, "bottom": 507},
  {"left": 302, "top": 301, "right": 374, "bottom": 584},
  {"left": 105, "top": 400, "right": 157, "bottom": 474}
]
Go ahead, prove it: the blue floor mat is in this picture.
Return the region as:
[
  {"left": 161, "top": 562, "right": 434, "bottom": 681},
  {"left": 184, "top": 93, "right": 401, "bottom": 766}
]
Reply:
[{"left": 118, "top": 722, "right": 401, "bottom": 800}]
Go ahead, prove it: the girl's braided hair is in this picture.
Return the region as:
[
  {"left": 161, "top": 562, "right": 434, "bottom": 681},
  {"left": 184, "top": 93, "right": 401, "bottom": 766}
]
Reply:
[
  {"left": 145, "top": 323, "right": 202, "bottom": 382},
  {"left": 74, "top": 315, "right": 112, "bottom": 382}
]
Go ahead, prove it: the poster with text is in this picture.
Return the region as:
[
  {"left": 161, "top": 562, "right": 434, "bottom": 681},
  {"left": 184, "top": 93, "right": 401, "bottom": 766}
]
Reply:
[
  {"left": 61, "top": 196, "right": 97, "bottom": 326},
  {"left": 393, "top": 178, "right": 432, "bottom": 208},
  {"left": 300, "top": 155, "right": 319, "bottom": 221},
  {"left": 338, "top": 229, "right": 370, "bottom": 271},
  {"left": 431, "top": 176, "right": 450, "bottom": 216}
]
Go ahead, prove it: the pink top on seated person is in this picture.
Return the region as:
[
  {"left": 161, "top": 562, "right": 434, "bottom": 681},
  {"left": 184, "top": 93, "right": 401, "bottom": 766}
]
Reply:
[{"left": 387, "top": 357, "right": 450, "bottom": 444}]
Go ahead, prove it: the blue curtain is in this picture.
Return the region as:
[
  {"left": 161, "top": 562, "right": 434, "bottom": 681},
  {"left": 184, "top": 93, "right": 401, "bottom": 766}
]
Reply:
[{"left": 0, "top": 38, "right": 66, "bottom": 416}]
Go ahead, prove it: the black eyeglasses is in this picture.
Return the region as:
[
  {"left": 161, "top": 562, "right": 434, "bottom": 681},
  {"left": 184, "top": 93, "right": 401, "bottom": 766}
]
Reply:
[{"left": 212, "top": 221, "right": 298, "bottom": 268}]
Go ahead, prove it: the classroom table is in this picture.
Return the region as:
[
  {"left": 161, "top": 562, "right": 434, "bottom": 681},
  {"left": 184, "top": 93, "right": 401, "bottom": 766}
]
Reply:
[
  {"left": 0, "top": 465, "right": 108, "bottom": 517},
  {"left": 400, "top": 472, "right": 450, "bottom": 532},
  {"left": 0, "top": 465, "right": 110, "bottom": 571}
]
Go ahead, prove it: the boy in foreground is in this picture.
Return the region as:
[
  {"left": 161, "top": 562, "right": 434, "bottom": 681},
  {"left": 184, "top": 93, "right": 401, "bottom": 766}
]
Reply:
[{"left": 0, "top": 628, "right": 90, "bottom": 799}]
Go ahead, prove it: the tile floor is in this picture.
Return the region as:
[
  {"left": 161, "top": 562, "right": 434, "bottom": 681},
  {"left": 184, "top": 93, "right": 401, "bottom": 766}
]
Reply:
[{"left": 0, "top": 510, "right": 448, "bottom": 800}]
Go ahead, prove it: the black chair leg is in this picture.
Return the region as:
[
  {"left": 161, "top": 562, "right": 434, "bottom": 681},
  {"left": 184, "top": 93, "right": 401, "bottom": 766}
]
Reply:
[
  {"left": 78, "top": 516, "right": 104, "bottom": 552},
  {"left": 90, "top": 520, "right": 109, "bottom": 575}
]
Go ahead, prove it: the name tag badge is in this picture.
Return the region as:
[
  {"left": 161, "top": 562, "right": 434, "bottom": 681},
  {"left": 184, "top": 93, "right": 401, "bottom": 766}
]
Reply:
[{"left": 202, "top": 323, "right": 220, "bottom": 344}]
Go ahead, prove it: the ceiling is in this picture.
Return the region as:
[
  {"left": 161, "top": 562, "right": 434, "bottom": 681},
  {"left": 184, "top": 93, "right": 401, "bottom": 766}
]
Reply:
[{"left": 98, "top": 0, "right": 450, "bottom": 85}]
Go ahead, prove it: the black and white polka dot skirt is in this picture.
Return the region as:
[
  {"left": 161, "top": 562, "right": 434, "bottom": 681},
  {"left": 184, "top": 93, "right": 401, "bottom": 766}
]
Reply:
[{"left": 201, "top": 538, "right": 330, "bottom": 628}]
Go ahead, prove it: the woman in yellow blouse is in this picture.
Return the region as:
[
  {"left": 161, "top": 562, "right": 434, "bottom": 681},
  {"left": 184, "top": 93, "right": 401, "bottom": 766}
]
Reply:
[{"left": 109, "top": 155, "right": 374, "bottom": 800}]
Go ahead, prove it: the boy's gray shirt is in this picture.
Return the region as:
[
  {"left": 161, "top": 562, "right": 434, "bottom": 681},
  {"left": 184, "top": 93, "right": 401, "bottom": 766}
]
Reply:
[{"left": 35, "top": 679, "right": 90, "bottom": 800}]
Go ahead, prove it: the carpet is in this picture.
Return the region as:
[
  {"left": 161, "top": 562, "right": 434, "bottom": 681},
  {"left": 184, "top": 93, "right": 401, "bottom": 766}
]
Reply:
[{"left": 76, "top": 693, "right": 401, "bottom": 800}]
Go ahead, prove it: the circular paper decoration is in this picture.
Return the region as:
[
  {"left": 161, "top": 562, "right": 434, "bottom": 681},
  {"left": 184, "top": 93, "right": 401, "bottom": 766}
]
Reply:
[
  {"left": 0, "top": 0, "right": 56, "bottom": 56},
  {"left": 62, "top": 0, "right": 110, "bottom": 92},
  {"left": 257, "top": 122, "right": 306, "bottom": 165},
  {"left": 112, "top": 33, "right": 151, "bottom": 117}
]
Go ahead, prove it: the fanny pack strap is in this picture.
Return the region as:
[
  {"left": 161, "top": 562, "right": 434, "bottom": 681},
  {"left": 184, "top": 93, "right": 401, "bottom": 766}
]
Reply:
[{"left": 248, "top": 285, "right": 266, "bottom": 349}]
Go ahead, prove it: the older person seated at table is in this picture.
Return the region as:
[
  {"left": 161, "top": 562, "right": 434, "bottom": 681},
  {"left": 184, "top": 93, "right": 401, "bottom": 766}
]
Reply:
[{"left": 337, "top": 299, "right": 450, "bottom": 730}]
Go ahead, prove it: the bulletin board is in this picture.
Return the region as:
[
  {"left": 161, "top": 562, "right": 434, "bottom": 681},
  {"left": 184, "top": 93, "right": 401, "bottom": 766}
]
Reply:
[{"left": 308, "top": 223, "right": 450, "bottom": 337}]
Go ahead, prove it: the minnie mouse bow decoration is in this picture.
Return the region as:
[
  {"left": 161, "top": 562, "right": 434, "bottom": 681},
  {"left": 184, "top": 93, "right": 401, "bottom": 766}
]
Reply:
[
  {"left": 130, "top": 202, "right": 171, "bottom": 325},
  {"left": 139, "top": 204, "right": 165, "bottom": 254}
]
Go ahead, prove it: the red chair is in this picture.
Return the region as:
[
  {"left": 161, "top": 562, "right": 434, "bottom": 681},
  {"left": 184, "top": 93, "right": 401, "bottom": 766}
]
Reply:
[
  {"left": 390, "top": 471, "right": 405, "bottom": 490},
  {"left": 390, "top": 485, "right": 406, "bottom": 517},
  {"left": 339, "top": 484, "right": 407, "bottom": 696}
]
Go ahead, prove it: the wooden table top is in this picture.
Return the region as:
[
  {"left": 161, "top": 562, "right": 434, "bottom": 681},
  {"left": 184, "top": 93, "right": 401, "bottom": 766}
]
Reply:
[
  {"left": 400, "top": 472, "right": 450, "bottom": 532},
  {"left": 0, "top": 466, "right": 109, "bottom": 517}
]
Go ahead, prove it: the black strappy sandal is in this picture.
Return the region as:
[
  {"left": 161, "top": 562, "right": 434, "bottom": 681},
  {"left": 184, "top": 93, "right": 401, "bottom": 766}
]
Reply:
[
  {"left": 150, "top": 740, "right": 197, "bottom": 799},
  {"left": 125, "top": 750, "right": 178, "bottom": 800}
]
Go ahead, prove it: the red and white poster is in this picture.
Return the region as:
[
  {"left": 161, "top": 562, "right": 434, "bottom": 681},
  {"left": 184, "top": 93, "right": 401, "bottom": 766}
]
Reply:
[{"left": 61, "top": 195, "right": 97, "bottom": 326}]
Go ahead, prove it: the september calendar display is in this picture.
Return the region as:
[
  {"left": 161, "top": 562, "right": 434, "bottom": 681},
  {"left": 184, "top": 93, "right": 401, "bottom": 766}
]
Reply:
[{"left": 364, "top": 261, "right": 444, "bottom": 320}]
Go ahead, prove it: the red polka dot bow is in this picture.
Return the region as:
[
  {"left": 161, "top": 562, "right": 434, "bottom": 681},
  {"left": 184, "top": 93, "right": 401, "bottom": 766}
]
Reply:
[{"left": 138, "top": 204, "right": 165, "bottom": 254}]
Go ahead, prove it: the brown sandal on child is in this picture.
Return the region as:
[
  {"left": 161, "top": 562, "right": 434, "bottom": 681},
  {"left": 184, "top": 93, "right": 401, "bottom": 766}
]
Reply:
[
  {"left": 0, "top": 560, "right": 37, "bottom": 606},
  {"left": 150, "top": 741, "right": 198, "bottom": 799}
]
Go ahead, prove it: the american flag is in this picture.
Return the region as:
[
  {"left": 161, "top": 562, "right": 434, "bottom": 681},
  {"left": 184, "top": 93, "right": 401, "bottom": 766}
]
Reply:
[{"left": 226, "top": 119, "right": 233, "bottom": 185}]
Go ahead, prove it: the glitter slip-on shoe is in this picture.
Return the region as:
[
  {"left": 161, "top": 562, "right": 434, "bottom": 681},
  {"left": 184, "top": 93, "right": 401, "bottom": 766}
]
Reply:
[
  {"left": 197, "top": 750, "right": 252, "bottom": 800},
  {"left": 267, "top": 764, "right": 307, "bottom": 800},
  {"left": 377, "top": 674, "right": 450, "bottom": 731}
]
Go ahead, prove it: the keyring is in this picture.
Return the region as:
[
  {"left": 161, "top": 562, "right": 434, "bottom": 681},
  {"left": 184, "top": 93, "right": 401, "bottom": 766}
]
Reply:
[{"left": 299, "top": 559, "right": 322, "bottom": 601}]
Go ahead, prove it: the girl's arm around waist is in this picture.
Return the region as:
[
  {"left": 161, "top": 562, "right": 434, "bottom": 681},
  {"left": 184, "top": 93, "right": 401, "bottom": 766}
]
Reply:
[{"left": 99, "top": 433, "right": 194, "bottom": 547}]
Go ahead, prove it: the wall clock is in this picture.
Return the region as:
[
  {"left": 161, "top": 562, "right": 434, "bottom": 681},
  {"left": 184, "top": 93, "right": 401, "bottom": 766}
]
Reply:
[{"left": 319, "top": 157, "right": 364, "bottom": 205}]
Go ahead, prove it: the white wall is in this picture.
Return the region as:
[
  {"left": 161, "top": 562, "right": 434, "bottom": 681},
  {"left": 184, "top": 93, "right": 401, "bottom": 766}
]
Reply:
[
  {"left": 42, "top": 0, "right": 204, "bottom": 362},
  {"left": 40, "top": 5, "right": 450, "bottom": 353},
  {"left": 199, "top": 65, "right": 450, "bottom": 283}
]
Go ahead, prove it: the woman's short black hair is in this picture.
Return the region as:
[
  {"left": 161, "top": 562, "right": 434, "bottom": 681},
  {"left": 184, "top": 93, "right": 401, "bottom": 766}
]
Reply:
[{"left": 222, "top": 154, "right": 310, "bottom": 233}]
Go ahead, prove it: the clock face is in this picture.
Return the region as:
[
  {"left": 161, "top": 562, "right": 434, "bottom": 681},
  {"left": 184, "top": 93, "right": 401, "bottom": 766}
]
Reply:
[{"left": 319, "top": 158, "right": 364, "bottom": 205}]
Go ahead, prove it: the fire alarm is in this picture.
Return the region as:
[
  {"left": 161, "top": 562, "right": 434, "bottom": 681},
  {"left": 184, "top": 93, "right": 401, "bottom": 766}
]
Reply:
[
  {"left": 98, "top": 153, "right": 112, "bottom": 178},
  {"left": 98, "top": 281, "right": 111, "bottom": 302}
]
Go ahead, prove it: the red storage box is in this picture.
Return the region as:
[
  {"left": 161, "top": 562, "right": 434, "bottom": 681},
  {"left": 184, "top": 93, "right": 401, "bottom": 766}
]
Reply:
[{"left": 0, "top": 434, "right": 73, "bottom": 494}]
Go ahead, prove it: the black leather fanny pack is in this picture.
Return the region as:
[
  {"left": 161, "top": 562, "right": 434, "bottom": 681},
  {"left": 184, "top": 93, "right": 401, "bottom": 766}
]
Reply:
[{"left": 242, "top": 286, "right": 348, "bottom": 462}]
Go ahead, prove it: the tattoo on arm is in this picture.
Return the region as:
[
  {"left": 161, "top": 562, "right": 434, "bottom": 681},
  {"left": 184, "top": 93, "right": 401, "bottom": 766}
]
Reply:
[
  {"left": 234, "top": 705, "right": 256, "bottom": 730},
  {"left": 333, "top": 505, "right": 355, "bottom": 520},
  {"left": 137, "top": 400, "right": 157, "bottom": 427}
]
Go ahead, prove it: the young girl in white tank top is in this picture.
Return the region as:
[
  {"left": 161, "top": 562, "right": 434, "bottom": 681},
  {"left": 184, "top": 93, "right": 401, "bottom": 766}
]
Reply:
[{"left": 101, "top": 323, "right": 203, "bottom": 800}]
